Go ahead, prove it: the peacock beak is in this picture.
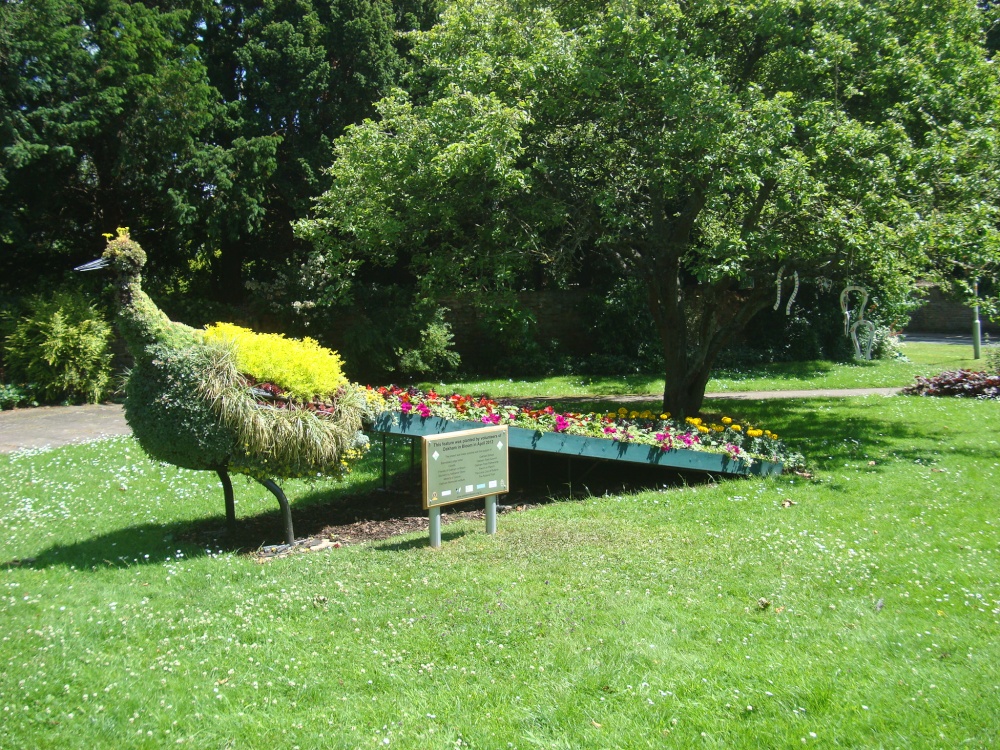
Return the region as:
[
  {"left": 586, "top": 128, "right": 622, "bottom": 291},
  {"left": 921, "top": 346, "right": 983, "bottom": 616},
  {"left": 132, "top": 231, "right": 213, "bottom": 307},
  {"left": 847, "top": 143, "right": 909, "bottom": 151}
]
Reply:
[{"left": 74, "top": 258, "right": 110, "bottom": 272}]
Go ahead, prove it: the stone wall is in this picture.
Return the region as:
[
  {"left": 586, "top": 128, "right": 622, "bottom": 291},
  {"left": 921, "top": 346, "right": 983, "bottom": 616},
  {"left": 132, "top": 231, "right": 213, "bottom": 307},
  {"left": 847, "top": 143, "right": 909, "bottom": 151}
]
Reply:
[{"left": 904, "top": 284, "right": 999, "bottom": 335}]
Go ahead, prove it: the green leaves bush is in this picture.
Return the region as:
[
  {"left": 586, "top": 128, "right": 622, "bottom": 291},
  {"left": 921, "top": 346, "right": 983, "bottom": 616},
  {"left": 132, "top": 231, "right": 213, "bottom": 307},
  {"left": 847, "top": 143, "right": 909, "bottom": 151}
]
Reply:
[
  {"left": 0, "top": 384, "right": 34, "bottom": 410},
  {"left": 396, "top": 307, "right": 461, "bottom": 378},
  {"left": 4, "top": 291, "right": 112, "bottom": 404},
  {"left": 986, "top": 344, "right": 1000, "bottom": 374}
]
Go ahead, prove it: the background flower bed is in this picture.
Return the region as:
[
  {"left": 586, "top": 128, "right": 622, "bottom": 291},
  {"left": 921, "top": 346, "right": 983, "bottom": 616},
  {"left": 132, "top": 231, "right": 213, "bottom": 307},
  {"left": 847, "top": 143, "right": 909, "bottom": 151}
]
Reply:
[{"left": 902, "top": 369, "right": 1000, "bottom": 400}]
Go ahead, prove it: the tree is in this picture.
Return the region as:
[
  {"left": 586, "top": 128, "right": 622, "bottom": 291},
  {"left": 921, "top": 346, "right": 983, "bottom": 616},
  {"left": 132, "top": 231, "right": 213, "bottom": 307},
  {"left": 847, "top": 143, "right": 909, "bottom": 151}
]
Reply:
[
  {"left": 191, "top": 0, "right": 416, "bottom": 301},
  {"left": 298, "top": 0, "right": 1000, "bottom": 415},
  {"left": 0, "top": 0, "right": 220, "bottom": 289},
  {"left": 1, "top": 0, "right": 439, "bottom": 302}
]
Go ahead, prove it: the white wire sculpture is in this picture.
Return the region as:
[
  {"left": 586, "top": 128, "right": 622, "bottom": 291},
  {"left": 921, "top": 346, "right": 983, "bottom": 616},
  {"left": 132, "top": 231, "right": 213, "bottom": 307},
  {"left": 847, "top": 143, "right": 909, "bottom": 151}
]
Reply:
[
  {"left": 774, "top": 267, "right": 800, "bottom": 315},
  {"left": 840, "top": 285, "right": 875, "bottom": 360}
]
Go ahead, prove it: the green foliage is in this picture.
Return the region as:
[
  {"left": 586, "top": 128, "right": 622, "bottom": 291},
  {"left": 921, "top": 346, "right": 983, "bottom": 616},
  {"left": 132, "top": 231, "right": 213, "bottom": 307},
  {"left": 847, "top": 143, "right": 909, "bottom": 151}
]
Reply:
[
  {"left": 579, "top": 278, "right": 664, "bottom": 375},
  {"left": 0, "top": 383, "right": 34, "bottom": 410},
  {"left": 467, "top": 299, "right": 549, "bottom": 376},
  {"left": 985, "top": 343, "right": 1000, "bottom": 373},
  {"left": 299, "top": 0, "right": 1000, "bottom": 416},
  {"left": 194, "top": 343, "right": 365, "bottom": 480},
  {"left": 0, "top": 0, "right": 420, "bottom": 300},
  {"left": 204, "top": 322, "right": 348, "bottom": 400},
  {"left": 396, "top": 307, "right": 461, "bottom": 379},
  {"left": 0, "top": 0, "right": 222, "bottom": 291},
  {"left": 123, "top": 342, "right": 238, "bottom": 471},
  {"left": 3, "top": 290, "right": 112, "bottom": 404},
  {"left": 869, "top": 326, "right": 905, "bottom": 361},
  {"left": 98, "top": 231, "right": 366, "bottom": 478}
]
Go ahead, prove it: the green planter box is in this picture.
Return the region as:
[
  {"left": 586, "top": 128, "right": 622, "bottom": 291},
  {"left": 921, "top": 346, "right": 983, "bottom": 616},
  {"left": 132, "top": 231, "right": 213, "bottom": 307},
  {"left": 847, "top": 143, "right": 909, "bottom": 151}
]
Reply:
[{"left": 371, "top": 411, "right": 782, "bottom": 477}]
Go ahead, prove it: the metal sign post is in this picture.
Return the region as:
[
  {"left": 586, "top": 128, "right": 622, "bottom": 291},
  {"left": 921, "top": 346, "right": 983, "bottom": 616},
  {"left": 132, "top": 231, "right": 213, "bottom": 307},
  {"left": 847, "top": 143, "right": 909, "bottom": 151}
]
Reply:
[{"left": 422, "top": 425, "right": 509, "bottom": 548}]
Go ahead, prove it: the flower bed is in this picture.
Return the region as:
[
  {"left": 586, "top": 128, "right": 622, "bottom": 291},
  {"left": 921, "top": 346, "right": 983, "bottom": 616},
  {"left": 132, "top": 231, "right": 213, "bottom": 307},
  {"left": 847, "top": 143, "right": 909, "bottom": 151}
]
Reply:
[
  {"left": 364, "top": 386, "right": 798, "bottom": 475},
  {"left": 902, "top": 370, "right": 1000, "bottom": 400}
]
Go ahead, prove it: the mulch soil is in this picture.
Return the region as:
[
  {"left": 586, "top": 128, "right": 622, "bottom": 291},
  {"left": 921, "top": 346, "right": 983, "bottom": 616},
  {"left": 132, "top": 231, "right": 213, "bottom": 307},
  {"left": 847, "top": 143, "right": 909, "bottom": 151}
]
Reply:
[
  {"left": 195, "top": 453, "right": 703, "bottom": 561},
  {"left": 188, "top": 467, "right": 549, "bottom": 561}
]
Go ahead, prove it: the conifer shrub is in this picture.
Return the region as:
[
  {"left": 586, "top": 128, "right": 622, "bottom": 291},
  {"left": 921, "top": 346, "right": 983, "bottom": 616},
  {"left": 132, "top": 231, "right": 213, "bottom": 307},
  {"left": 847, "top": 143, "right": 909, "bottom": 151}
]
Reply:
[
  {"left": 4, "top": 291, "right": 112, "bottom": 403},
  {"left": 203, "top": 323, "right": 348, "bottom": 400},
  {"left": 396, "top": 307, "right": 461, "bottom": 378}
]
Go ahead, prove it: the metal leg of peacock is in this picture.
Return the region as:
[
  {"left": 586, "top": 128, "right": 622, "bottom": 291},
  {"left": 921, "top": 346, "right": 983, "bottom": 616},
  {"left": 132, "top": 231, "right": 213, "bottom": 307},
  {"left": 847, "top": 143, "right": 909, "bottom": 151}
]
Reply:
[
  {"left": 216, "top": 469, "right": 236, "bottom": 533},
  {"left": 257, "top": 478, "right": 295, "bottom": 546}
]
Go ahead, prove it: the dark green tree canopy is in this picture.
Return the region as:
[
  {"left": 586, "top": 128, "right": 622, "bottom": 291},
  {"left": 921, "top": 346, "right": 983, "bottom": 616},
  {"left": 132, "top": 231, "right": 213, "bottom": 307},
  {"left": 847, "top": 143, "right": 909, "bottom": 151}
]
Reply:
[
  {"left": 298, "top": 0, "right": 1000, "bottom": 414},
  {"left": 1, "top": 0, "right": 438, "bottom": 301}
]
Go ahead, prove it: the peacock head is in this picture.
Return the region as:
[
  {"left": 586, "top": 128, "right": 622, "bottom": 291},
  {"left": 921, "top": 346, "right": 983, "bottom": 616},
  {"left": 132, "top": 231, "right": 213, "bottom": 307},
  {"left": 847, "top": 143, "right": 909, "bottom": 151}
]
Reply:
[{"left": 75, "top": 228, "right": 146, "bottom": 278}]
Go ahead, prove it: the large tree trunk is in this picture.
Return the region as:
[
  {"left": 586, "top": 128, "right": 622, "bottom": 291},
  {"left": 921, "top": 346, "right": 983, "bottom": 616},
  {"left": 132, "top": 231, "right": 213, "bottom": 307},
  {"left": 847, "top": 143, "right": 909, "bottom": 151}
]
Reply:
[
  {"left": 643, "top": 179, "right": 780, "bottom": 417},
  {"left": 651, "top": 273, "right": 775, "bottom": 418}
]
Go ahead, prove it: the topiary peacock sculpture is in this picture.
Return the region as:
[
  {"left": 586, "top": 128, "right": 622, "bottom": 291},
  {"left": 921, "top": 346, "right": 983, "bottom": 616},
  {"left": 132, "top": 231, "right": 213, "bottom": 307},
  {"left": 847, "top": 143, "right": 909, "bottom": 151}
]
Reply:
[{"left": 76, "top": 229, "right": 369, "bottom": 545}]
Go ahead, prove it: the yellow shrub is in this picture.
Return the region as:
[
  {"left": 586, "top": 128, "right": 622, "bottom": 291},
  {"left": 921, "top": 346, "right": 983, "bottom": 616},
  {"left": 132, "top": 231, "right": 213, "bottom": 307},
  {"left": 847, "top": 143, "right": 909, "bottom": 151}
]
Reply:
[{"left": 204, "top": 323, "right": 347, "bottom": 400}]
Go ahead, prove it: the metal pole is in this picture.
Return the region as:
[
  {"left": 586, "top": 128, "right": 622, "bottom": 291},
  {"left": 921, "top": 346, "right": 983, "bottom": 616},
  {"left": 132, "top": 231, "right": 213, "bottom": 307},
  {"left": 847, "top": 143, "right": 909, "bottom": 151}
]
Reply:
[
  {"left": 485, "top": 494, "right": 497, "bottom": 535},
  {"left": 381, "top": 434, "right": 387, "bottom": 489},
  {"left": 429, "top": 506, "right": 442, "bottom": 548},
  {"left": 973, "top": 280, "right": 982, "bottom": 360}
]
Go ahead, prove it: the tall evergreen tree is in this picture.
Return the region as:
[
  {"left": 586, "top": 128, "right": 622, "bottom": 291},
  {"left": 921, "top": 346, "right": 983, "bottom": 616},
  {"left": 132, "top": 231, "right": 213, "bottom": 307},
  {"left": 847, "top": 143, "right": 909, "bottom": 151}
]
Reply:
[
  {"left": 1, "top": 0, "right": 439, "bottom": 299},
  {"left": 1, "top": 0, "right": 219, "bottom": 287}
]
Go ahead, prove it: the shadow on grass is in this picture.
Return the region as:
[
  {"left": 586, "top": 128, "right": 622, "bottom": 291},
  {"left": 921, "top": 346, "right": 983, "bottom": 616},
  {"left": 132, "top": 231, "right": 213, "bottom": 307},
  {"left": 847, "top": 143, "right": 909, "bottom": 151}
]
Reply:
[
  {"left": 0, "top": 478, "right": 442, "bottom": 571},
  {"left": 709, "top": 395, "right": 992, "bottom": 468},
  {"left": 4, "top": 449, "right": 724, "bottom": 572},
  {"left": 13, "top": 396, "right": 967, "bottom": 572},
  {"left": 711, "top": 360, "right": 844, "bottom": 383},
  {"left": 372, "top": 528, "right": 466, "bottom": 552}
]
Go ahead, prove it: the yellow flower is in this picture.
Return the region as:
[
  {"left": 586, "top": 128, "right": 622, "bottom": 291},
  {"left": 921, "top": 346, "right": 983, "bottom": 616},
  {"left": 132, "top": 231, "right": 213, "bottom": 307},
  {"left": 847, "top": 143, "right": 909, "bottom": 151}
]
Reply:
[
  {"left": 722, "top": 416, "right": 732, "bottom": 425},
  {"left": 629, "top": 410, "right": 639, "bottom": 419},
  {"left": 698, "top": 425, "right": 709, "bottom": 433},
  {"left": 660, "top": 413, "right": 670, "bottom": 420},
  {"left": 731, "top": 424, "right": 742, "bottom": 432},
  {"left": 770, "top": 433, "right": 779, "bottom": 440},
  {"left": 640, "top": 410, "right": 652, "bottom": 419},
  {"left": 618, "top": 407, "right": 628, "bottom": 416}
]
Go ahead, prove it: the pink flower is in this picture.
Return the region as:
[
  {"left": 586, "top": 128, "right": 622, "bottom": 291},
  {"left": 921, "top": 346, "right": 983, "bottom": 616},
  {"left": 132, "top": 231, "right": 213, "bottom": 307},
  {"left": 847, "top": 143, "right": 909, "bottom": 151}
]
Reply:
[
  {"left": 603, "top": 426, "right": 617, "bottom": 435},
  {"left": 481, "top": 413, "right": 500, "bottom": 425},
  {"left": 400, "top": 402, "right": 413, "bottom": 414},
  {"left": 554, "top": 415, "right": 569, "bottom": 432},
  {"left": 416, "top": 403, "right": 432, "bottom": 418}
]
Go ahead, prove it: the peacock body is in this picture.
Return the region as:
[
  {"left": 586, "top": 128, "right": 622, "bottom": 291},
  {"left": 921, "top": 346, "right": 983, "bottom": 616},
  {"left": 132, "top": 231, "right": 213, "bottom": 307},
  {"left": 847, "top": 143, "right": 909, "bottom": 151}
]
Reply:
[{"left": 79, "top": 230, "right": 367, "bottom": 544}]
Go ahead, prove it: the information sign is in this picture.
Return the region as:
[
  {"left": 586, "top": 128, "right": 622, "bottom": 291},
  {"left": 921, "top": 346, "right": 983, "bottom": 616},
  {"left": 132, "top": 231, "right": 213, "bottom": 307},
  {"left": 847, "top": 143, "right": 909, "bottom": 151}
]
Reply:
[{"left": 422, "top": 426, "right": 509, "bottom": 509}]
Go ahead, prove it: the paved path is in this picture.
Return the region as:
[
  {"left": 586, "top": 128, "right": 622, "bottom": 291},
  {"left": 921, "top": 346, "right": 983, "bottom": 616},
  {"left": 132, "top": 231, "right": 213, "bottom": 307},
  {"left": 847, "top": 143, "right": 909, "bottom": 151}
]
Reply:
[
  {"left": 0, "top": 403, "right": 132, "bottom": 453},
  {"left": 0, "top": 388, "right": 903, "bottom": 454}
]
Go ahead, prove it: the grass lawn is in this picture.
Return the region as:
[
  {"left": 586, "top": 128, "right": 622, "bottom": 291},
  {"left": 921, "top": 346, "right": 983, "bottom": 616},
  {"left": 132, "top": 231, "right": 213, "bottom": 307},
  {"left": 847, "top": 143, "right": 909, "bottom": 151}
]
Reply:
[
  {"left": 439, "top": 340, "right": 991, "bottom": 400},
  {"left": 2, "top": 393, "right": 999, "bottom": 748}
]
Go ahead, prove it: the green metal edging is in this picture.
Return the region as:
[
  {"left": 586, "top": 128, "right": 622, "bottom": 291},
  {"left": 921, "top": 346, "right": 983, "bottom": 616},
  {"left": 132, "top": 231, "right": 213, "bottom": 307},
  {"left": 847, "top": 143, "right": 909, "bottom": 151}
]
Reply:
[{"left": 371, "top": 411, "right": 782, "bottom": 478}]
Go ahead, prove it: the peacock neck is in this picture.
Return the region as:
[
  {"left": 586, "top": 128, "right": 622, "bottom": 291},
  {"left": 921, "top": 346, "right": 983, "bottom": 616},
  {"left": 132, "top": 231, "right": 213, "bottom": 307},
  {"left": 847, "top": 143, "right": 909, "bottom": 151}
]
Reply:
[{"left": 116, "top": 274, "right": 201, "bottom": 361}]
